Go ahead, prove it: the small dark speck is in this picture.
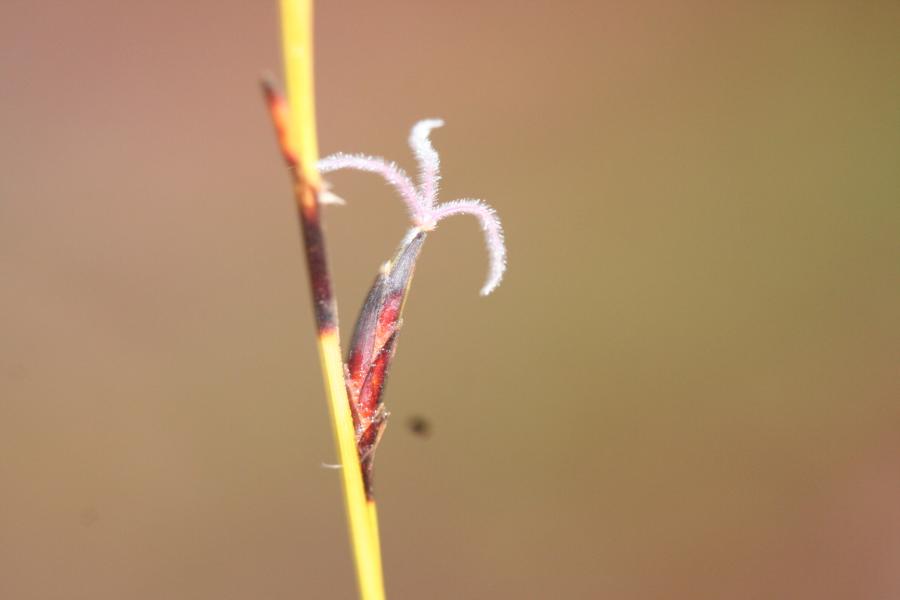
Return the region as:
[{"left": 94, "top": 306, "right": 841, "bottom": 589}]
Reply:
[
  {"left": 408, "top": 415, "right": 431, "bottom": 438},
  {"left": 80, "top": 507, "right": 100, "bottom": 527}
]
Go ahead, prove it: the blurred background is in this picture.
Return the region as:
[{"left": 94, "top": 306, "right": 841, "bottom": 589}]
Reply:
[{"left": 1, "top": 1, "right": 898, "bottom": 598}]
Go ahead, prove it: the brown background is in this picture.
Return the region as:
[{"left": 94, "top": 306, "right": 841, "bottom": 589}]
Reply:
[{"left": 1, "top": 1, "right": 898, "bottom": 598}]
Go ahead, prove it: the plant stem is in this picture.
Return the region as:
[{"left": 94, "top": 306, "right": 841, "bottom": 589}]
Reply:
[{"left": 275, "top": 1, "right": 385, "bottom": 598}]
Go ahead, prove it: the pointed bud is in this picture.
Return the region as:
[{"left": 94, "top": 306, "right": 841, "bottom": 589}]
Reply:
[{"left": 345, "top": 230, "right": 426, "bottom": 495}]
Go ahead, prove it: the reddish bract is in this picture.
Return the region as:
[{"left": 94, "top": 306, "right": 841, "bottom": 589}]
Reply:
[{"left": 345, "top": 232, "right": 426, "bottom": 495}]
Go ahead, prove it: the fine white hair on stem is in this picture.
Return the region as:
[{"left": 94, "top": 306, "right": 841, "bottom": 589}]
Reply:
[
  {"left": 317, "top": 153, "right": 422, "bottom": 221},
  {"left": 430, "top": 199, "right": 506, "bottom": 296},
  {"left": 408, "top": 119, "right": 444, "bottom": 209}
]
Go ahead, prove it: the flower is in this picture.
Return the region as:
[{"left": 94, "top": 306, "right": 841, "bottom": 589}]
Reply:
[{"left": 318, "top": 120, "right": 507, "bottom": 296}]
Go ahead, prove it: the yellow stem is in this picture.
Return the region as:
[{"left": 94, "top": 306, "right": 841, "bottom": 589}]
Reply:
[
  {"left": 318, "top": 332, "right": 385, "bottom": 600},
  {"left": 279, "top": 0, "right": 321, "bottom": 189},
  {"left": 278, "top": 2, "right": 385, "bottom": 599}
]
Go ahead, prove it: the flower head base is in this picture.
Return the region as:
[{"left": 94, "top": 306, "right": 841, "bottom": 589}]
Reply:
[{"left": 318, "top": 120, "right": 507, "bottom": 296}]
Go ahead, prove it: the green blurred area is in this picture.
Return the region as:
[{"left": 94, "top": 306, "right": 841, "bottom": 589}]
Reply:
[{"left": 1, "top": 1, "right": 898, "bottom": 598}]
